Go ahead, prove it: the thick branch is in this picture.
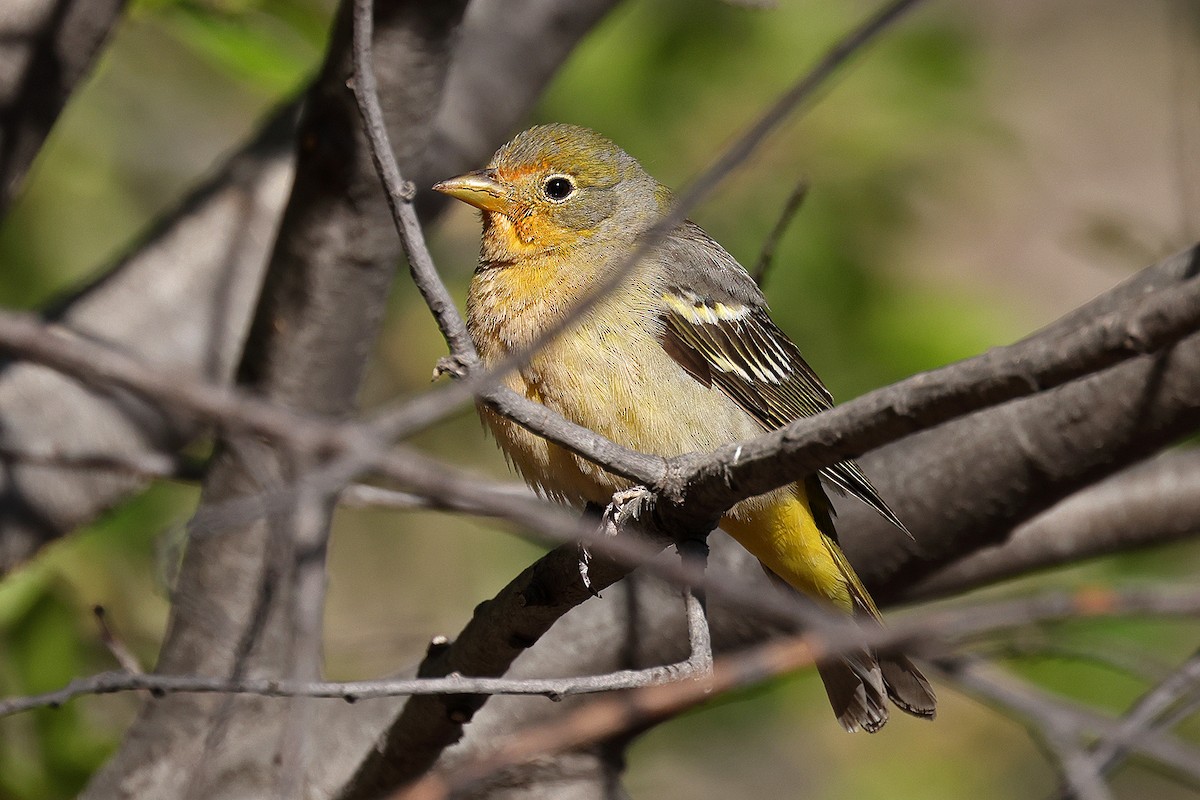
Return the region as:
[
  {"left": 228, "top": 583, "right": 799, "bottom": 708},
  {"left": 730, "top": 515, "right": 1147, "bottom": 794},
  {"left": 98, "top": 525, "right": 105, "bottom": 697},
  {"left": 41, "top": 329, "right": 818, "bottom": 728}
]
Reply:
[
  {"left": 906, "top": 449, "right": 1200, "bottom": 600},
  {"left": 842, "top": 246, "right": 1200, "bottom": 602},
  {"left": 80, "top": 2, "right": 467, "bottom": 798},
  {"left": 0, "top": 105, "right": 296, "bottom": 574},
  {"left": 664, "top": 253, "right": 1200, "bottom": 528}
]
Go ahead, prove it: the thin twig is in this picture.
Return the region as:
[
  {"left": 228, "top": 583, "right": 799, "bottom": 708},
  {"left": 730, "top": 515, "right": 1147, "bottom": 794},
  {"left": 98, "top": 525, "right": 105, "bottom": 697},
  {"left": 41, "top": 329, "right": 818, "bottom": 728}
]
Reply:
[
  {"left": 1080, "top": 646, "right": 1200, "bottom": 787},
  {"left": 6, "top": 585, "right": 1200, "bottom": 719},
  {"left": 934, "top": 657, "right": 1199, "bottom": 796},
  {"left": 679, "top": 538, "right": 714, "bottom": 677},
  {"left": 752, "top": 177, "right": 809, "bottom": 287},
  {"left": 348, "top": 0, "right": 473, "bottom": 360},
  {"left": 0, "top": 661, "right": 697, "bottom": 719},
  {"left": 93, "top": 606, "right": 143, "bottom": 675},
  {"left": 338, "top": 481, "right": 537, "bottom": 514}
]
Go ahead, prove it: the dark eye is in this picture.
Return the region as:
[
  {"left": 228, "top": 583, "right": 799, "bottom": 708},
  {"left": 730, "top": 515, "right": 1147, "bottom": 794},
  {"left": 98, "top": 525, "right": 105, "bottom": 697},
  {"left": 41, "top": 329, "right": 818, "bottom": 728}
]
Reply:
[{"left": 543, "top": 175, "right": 575, "bottom": 201}]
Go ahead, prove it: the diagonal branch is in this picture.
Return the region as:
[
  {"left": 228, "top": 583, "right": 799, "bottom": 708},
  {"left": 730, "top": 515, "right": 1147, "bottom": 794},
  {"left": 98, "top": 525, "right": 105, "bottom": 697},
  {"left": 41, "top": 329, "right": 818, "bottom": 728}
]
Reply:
[
  {"left": 664, "top": 257, "right": 1200, "bottom": 527},
  {"left": 0, "top": 0, "right": 127, "bottom": 215},
  {"left": 907, "top": 449, "right": 1200, "bottom": 600}
]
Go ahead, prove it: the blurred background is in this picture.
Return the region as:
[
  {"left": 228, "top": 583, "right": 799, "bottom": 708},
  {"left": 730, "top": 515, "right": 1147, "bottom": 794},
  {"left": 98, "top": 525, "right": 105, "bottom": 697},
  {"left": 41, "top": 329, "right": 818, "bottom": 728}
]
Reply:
[{"left": 1, "top": 0, "right": 1199, "bottom": 797}]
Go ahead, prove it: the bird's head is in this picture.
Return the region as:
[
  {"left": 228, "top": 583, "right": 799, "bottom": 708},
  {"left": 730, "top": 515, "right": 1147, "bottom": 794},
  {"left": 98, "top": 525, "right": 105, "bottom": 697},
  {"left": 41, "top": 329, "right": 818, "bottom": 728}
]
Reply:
[{"left": 434, "top": 124, "right": 671, "bottom": 262}]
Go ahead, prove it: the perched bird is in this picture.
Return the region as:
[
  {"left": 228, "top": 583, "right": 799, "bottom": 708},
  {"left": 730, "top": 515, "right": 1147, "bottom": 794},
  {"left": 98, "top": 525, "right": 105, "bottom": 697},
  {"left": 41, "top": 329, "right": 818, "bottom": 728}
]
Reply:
[{"left": 434, "top": 123, "right": 935, "bottom": 732}]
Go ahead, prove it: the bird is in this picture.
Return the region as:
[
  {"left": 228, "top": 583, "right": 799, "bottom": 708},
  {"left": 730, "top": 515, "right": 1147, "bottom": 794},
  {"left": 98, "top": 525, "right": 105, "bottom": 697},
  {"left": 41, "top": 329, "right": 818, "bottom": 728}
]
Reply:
[{"left": 433, "top": 123, "right": 935, "bottom": 732}]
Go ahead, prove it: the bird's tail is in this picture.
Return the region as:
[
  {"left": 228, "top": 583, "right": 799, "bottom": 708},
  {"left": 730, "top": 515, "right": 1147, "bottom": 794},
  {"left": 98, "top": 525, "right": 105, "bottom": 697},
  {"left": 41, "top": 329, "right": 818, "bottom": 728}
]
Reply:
[
  {"left": 815, "top": 645, "right": 936, "bottom": 733},
  {"left": 816, "top": 647, "right": 936, "bottom": 734},
  {"left": 723, "top": 485, "right": 937, "bottom": 731},
  {"left": 816, "top": 650, "right": 888, "bottom": 733}
]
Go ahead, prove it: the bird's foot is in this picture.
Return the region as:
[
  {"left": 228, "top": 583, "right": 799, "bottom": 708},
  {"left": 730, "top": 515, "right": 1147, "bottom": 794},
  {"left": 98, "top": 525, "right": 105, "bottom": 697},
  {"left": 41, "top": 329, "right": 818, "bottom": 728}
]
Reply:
[
  {"left": 606, "top": 486, "right": 655, "bottom": 528},
  {"left": 432, "top": 354, "right": 471, "bottom": 380},
  {"left": 578, "top": 487, "right": 656, "bottom": 596}
]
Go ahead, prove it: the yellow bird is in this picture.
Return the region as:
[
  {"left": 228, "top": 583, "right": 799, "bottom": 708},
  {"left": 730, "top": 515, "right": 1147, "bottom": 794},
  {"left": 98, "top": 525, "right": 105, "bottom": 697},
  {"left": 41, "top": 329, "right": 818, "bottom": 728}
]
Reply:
[{"left": 434, "top": 123, "right": 935, "bottom": 732}]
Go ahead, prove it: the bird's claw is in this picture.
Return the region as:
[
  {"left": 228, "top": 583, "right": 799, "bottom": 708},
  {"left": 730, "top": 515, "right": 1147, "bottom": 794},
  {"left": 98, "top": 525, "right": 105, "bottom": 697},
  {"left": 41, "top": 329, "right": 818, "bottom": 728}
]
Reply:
[
  {"left": 578, "top": 487, "right": 655, "bottom": 596},
  {"left": 432, "top": 355, "right": 470, "bottom": 381},
  {"left": 604, "top": 486, "right": 655, "bottom": 530},
  {"left": 577, "top": 542, "right": 600, "bottom": 597}
]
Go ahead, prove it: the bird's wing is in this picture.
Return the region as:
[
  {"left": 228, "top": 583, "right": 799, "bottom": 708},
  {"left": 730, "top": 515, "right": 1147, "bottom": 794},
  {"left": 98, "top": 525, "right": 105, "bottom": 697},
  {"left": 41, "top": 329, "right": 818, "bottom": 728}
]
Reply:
[{"left": 656, "top": 221, "right": 908, "bottom": 534}]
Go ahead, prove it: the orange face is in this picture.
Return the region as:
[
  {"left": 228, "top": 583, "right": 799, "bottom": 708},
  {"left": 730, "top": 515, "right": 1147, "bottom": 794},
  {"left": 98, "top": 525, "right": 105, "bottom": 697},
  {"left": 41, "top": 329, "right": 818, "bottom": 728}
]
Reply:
[
  {"left": 434, "top": 123, "right": 670, "bottom": 266},
  {"left": 434, "top": 163, "right": 595, "bottom": 261}
]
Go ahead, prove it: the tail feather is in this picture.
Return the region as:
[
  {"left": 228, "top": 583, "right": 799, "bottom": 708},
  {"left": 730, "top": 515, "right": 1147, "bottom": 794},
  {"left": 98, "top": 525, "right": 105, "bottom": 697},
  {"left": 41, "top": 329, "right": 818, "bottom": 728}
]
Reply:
[
  {"left": 732, "top": 486, "right": 937, "bottom": 732},
  {"left": 816, "top": 652, "right": 888, "bottom": 733},
  {"left": 816, "top": 650, "right": 936, "bottom": 733},
  {"left": 879, "top": 653, "right": 937, "bottom": 720}
]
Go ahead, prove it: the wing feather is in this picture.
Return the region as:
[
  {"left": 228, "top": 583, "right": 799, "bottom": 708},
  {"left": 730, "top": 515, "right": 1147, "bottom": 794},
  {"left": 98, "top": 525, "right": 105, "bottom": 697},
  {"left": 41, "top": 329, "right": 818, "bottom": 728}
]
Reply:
[{"left": 657, "top": 222, "right": 908, "bottom": 535}]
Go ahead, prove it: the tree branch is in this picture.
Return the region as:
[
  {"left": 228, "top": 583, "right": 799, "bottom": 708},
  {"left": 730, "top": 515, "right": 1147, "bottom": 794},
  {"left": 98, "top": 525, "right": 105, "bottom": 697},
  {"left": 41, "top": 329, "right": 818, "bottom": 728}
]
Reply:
[
  {"left": 80, "top": 2, "right": 468, "bottom": 797},
  {"left": 906, "top": 449, "right": 1200, "bottom": 600},
  {"left": 0, "top": 0, "right": 127, "bottom": 215},
  {"left": 846, "top": 246, "right": 1200, "bottom": 602},
  {"left": 404, "top": 587, "right": 1200, "bottom": 800},
  {"left": 664, "top": 254, "right": 1200, "bottom": 528},
  {"left": 0, "top": 0, "right": 620, "bottom": 572}
]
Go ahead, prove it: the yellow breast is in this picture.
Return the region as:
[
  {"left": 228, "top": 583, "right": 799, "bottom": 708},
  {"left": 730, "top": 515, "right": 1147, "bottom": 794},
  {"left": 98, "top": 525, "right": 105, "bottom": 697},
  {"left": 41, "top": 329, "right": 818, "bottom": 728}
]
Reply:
[{"left": 467, "top": 252, "right": 763, "bottom": 505}]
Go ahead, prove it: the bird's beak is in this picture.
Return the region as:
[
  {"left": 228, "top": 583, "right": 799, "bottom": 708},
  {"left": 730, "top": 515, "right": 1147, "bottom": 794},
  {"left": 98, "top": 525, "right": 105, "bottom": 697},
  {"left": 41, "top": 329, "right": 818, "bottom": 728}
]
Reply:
[{"left": 432, "top": 169, "right": 513, "bottom": 215}]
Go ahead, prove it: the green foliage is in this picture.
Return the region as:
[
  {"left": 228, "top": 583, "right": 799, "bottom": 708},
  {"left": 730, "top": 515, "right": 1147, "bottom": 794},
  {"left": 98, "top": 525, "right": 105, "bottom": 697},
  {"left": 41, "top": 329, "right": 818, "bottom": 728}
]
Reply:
[{"left": 139, "top": 0, "right": 330, "bottom": 94}]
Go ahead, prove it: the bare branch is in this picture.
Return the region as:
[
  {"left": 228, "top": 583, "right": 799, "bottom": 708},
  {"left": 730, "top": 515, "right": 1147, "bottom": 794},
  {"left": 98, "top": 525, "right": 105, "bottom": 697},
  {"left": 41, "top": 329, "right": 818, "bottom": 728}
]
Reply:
[
  {"left": 850, "top": 250, "right": 1200, "bottom": 603},
  {"left": 666, "top": 257, "right": 1200, "bottom": 528},
  {"left": 679, "top": 538, "right": 715, "bottom": 677},
  {"left": 338, "top": 481, "right": 537, "bottom": 516},
  {"left": 1080, "top": 646, "right": 1200, "bottom": 790},
  {"left": 907, "top": 449, "right": 1200, "bottom": 600},
  {"left": 92, "top": 605, "right": 143, "bottom": 676},
  {"left": 0, "top": 663, "right": 703, "bottom": 722},
  {"left": 401, "top": 587, "right": 1200, "bottom": 800},
  {"left": 0, "top": 0, "right": 127, "bottom": 214},
  {"left": 751, "top": 177, "right": 809, "bottom": 287},
  {"left": 350, "top": 0, "right": 470, "bottom": 359}
]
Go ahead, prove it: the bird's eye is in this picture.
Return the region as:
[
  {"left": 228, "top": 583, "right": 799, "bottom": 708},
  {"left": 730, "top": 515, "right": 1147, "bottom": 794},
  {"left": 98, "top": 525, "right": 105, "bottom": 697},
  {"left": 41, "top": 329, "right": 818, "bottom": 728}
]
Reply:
[{"left": 542, "top": 175, "right": 575, "bottom": 201}]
